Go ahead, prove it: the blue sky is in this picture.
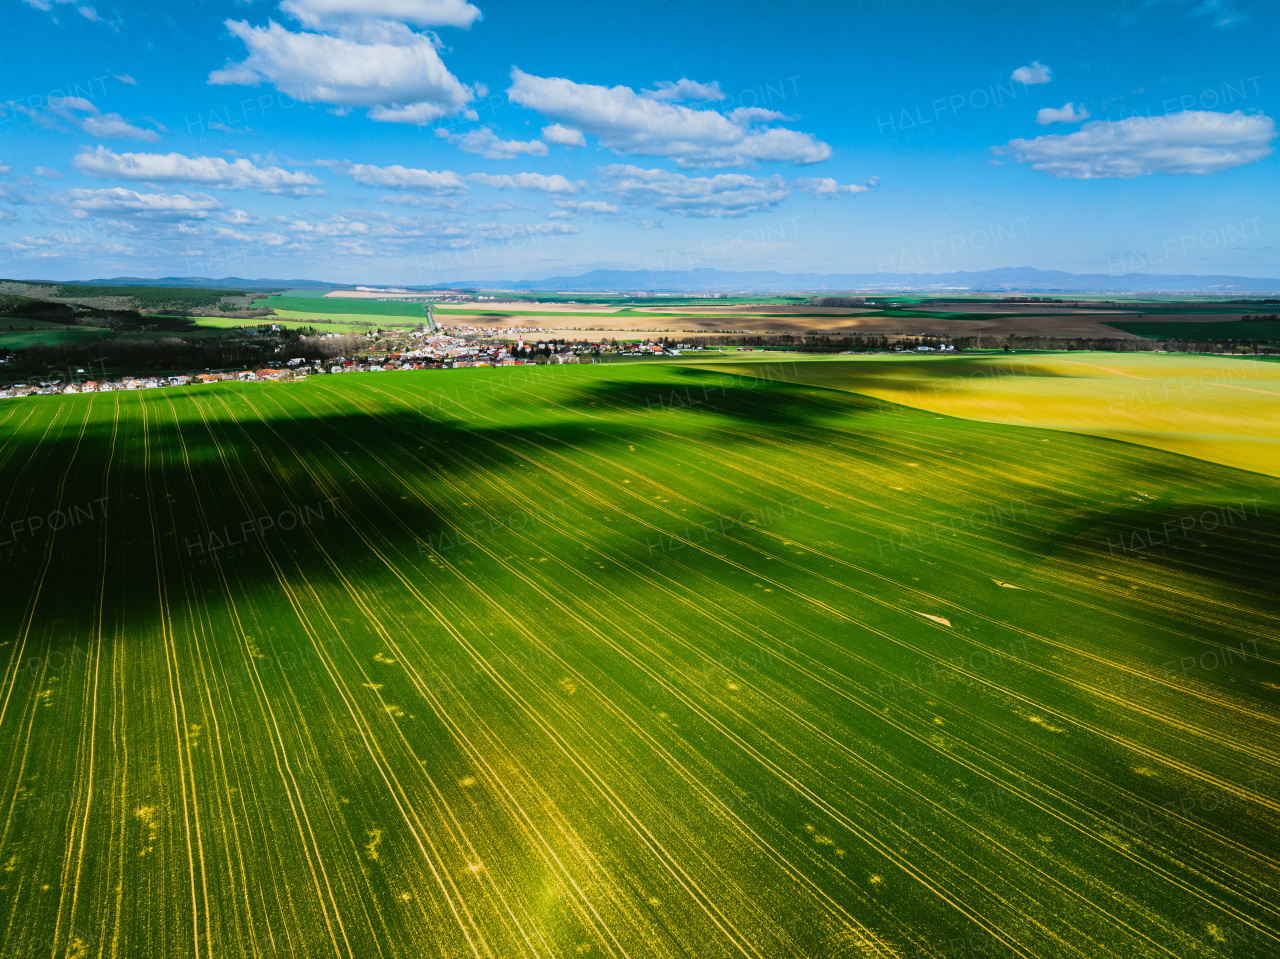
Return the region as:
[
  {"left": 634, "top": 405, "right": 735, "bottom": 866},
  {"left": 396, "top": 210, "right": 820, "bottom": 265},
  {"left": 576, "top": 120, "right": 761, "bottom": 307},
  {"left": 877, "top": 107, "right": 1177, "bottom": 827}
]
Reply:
[{"left": 1, "top": 0, "right": 1275, "bottom": 283}]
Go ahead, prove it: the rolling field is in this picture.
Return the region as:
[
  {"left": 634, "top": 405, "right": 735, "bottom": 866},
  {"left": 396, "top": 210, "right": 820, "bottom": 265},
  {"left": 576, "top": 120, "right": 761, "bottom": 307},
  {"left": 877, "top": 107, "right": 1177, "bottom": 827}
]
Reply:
[
  {"left": 426, "top": 305, "right": 1142, "bottom": 340},
  {"left": 255, "top": 295, "right": 432, "bottom": 319},
  {"left": 250, "top": 293, "right": 1277, "bottom": 341},
  {"left": 0, "top": 359, "right": 1277, "bottom": 958},
  {"left": 241, "top": 293, "right": 429, "bottom": 333},
  {"left": 0, "top": 324, "right": 111, "bottom": 349}
]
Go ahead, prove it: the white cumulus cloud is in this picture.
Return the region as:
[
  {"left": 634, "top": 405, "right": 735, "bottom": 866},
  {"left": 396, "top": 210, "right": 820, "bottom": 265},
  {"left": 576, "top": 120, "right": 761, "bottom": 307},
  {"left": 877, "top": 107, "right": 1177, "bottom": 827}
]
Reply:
[
  {"left": 596, "top": 164, "right": 791, "bottom": 218},
  {"left": 81, "top": 113, "right": 162, "bottom": 141},
  {"left": 469, "top": 172, "right": 583, "bottom": 194},
  {"left": 435, "top": 126, "right": 548, "bottom": 159},
  {"left": 506, "top": 69, "right": 831, "bottom": 169},
  {"left": 72, "top": 146, "right": 322, "bottom": 195},
  {"left": 642, "top": 79, "right": 725, "bottom": 102},
  {"left": 794, "top": 176, "right": 875, "bottom": 197},
  {"left": 999, "top": 109, "right": 1276, "bottom": 178},
  {"left": 542, "top": 123, "right": 587, "bottom": 148},
  {"left": 58, "top": 187, "right": 222, "bottom": 219},
  {"left": 554, "top": 199, "right": 620, "bottom": 215},
  {"left": 1011, "top": 61, "right": 1052, "bottom": 85},
  {"left": 210, "top": 17, "right": 476, "bottom": 125},
  {"left": 1036, "top": 102, "right": 1090, "bottom": 125},
  {"left": 279, "top": 0, "right": 481, "bottom": 29},
  {"left": 332, "top": 161, "right": 468, "bottom": 193}
]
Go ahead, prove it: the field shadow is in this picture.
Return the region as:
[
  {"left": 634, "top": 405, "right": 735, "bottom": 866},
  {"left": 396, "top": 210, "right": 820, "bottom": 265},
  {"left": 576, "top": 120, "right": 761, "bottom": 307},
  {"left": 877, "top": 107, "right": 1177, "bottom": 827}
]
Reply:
[
  {"left": 565, "top": 366, "right": 877, "bottom": 426},
  {"left": 0, "top": 396, "right": 607, "bottom": 647},
  {"left": 6, "top": 373, "right": 1278, "bottom": 681},
  {"left": 2, "top": 377, "right": 869, "bottom": 655}
]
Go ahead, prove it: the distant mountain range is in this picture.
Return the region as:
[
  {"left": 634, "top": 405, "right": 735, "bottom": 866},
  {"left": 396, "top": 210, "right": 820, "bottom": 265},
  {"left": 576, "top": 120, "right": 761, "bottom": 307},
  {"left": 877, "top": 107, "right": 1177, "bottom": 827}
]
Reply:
[
  {"left": 426, "top": 267, "right": 1280, "bottom": 294},
  {"left": 29, "top": 267, "right": 1280, "bottom": 294}
]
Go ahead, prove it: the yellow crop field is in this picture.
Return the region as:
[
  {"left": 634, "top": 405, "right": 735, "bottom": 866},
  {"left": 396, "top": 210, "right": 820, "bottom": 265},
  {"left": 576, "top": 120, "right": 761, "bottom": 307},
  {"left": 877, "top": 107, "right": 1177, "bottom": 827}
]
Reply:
[{"left": 707, "top": 353, "right": 1280, "bottom": 477}]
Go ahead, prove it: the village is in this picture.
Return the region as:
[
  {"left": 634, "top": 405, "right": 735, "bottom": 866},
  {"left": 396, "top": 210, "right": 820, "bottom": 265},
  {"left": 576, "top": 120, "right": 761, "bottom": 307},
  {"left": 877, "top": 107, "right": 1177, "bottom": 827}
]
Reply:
[{"left": 0, "top": 326, "right": 693, "bottom": 398}]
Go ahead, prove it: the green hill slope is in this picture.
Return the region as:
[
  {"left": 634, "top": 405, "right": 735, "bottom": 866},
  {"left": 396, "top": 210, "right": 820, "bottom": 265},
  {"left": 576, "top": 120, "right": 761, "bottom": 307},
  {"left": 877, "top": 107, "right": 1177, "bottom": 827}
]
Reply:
[{"left": 0, "top": 362, "right": 1276, "bottom": 959}]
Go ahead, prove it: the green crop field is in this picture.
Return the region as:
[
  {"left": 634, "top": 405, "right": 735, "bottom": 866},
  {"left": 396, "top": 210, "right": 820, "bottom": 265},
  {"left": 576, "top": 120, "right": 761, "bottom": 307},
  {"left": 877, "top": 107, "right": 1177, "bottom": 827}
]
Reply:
[
  {"left": 255, "top": 295, "right": 433, "bottom": 319},
  {"left": 263, "top": 312, "right": 400, "bottom": 333},
  {"left": 187, "top": 314, "right": 376, "bottom": 336},
  {"left": 1, "top": 357, "right": 1277, "bottom": 959},
  {"left": 0, "top": 325, "right": 111, "bottom": 349}
]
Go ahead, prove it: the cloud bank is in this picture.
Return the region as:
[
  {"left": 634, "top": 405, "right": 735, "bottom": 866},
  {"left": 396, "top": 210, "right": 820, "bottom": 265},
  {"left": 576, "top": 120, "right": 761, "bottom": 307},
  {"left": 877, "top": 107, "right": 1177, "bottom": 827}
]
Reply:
[
  {"left": 597, "top": 165, "right": 791, "bottom": 217},
  {"left": 506, "top": 70, "right": 830, "bottom": 168},
  {"left": 72, "top": 147, "right": 322, "bottom": 195},
  {"left": 210, "top": 2, "right": 478, "bottom": 125},
  {"left": 1000, "top": 110, "right": 1275, "bottom": 178}
]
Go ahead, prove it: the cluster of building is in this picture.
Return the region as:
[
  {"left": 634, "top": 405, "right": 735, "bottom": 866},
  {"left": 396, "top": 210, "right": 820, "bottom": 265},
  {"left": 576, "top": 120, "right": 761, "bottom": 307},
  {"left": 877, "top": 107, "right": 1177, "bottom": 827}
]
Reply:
[
  {"left": 439, "top": 324, "right": 551, "bottom": 338},
  {"left": 0, "top": 324, "right": 729, "bottom": 399},
  {"left": 0, "top": 333, "right": 600, "bottom": 399},
  {"left": 0, "top": 369, "right": 304, "bottom": 398},
  {"left": 619, "top": 343, "right": 692, "bottom": 356}
]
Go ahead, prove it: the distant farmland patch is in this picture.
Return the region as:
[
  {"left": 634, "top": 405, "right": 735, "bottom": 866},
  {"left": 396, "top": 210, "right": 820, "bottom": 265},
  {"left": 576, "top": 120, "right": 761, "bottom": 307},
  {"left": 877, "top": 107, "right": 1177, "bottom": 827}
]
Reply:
[
  {"left": 0, "top": 325, "right": 111, "bottom": 349},
  {"left": 1108, "top": 319, "right": 1280, "bottom": 341}
]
